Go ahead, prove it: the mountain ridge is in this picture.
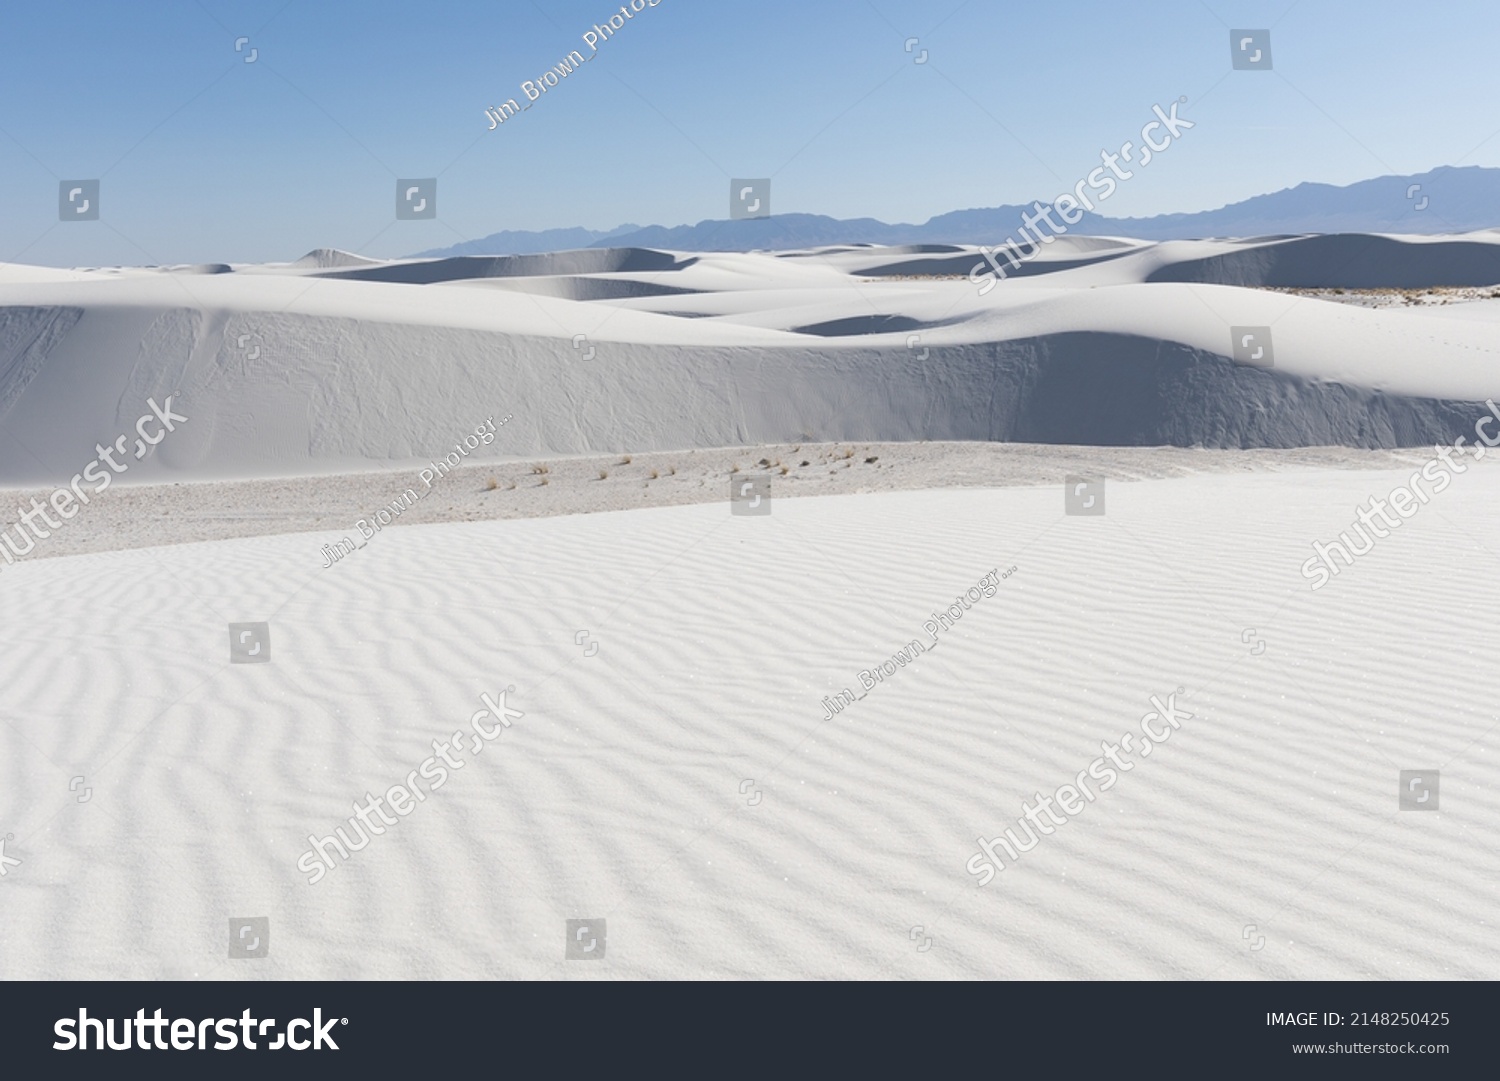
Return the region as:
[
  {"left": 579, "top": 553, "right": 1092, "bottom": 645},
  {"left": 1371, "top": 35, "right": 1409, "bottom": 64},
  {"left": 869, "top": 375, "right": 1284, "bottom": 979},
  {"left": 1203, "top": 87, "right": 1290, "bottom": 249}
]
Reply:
[{"left": 412, "top": 166, "right": 1500, "bottom": 257}]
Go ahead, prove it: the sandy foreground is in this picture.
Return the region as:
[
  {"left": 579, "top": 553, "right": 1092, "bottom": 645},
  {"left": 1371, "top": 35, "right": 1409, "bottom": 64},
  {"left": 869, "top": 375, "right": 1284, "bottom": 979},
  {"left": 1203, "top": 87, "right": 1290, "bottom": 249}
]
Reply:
[
  {"left": 0, "top": 440, "right": 1438, "bottom": 560},
  {"left": 0, "top": 446, "right": 1496, "bottom": 979}
]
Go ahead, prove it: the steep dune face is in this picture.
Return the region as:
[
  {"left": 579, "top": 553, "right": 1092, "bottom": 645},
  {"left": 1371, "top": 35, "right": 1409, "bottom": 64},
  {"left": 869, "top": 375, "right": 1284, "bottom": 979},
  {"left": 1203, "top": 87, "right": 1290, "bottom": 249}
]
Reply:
[
  {"left": 972, "top": 334, "right": 1485, "bottom": 447},
  {"left": 0, "top": 318, "right": 1485, "bottom": 484},
  {"left": 0, "top": 306, "right": 84, "bottom": 426},
  {"left": 1143, "top": 234, "right": 1500, "bottom": 288},
  {"left": 1, "top": 235, "right": 1499, "bottom": 483},
  {"left": 314, "top": 247, "right": 696, "bottom": 284}
]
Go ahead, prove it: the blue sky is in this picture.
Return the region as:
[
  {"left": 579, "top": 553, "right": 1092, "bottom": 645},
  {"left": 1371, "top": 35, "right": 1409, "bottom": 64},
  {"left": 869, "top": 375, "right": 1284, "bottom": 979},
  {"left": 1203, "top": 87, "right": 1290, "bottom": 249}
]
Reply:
[{"left": 4, "top": 0, "right": 1499, "bottom": 265}]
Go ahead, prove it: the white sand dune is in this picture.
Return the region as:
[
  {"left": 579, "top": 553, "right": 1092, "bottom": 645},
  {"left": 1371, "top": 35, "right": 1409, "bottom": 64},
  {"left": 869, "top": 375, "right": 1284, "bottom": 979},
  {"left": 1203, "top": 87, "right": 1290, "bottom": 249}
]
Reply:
[
  {"left": 3, "top": 234, "right": 1500, "bottom": 483},
  {"left": 1, "top": 236, "right": 1498, "bottom": 981},
  {"left": 1, "top": 466, "right": 1496, "bottom": 979}
]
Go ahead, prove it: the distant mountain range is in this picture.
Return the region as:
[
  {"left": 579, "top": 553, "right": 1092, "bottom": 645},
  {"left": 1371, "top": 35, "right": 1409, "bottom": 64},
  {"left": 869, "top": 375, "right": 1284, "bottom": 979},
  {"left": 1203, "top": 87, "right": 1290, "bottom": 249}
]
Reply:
[
  {"left": 418, "top": 223, "right": 644, "bottom": 257},
  {"left": 412, "top": 167, "right": 1500, "bottom": 257}
]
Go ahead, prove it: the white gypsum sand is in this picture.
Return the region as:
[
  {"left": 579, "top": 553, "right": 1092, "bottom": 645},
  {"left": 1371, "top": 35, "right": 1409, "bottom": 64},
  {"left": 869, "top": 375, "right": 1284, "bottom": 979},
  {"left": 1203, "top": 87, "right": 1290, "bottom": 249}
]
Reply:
[
  {"left": 2, "top": 233, "right": 1500, "bottom": 485},
  {"left": 0, "top": 469, "right": 1497, "bottom": 978},
  {"left": 0, "top": 236, "right": 1498, "bottom": 980},
  {"left": 0, "top": 441, "right": 1437, "bottom": 561}
]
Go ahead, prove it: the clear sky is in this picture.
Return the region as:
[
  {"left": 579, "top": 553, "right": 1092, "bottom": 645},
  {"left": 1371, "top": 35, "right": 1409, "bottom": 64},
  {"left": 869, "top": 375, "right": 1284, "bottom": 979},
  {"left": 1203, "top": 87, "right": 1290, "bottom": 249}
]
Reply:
[{"left": 4, "top": 0, "right": 1499, "bottom": 266}]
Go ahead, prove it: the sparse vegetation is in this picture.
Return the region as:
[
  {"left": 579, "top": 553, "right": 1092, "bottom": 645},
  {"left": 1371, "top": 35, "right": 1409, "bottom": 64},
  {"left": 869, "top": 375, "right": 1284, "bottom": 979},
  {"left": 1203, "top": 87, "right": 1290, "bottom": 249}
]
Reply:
[
  {"left": 531, "top": 464, "right": 549, "bottom": 475},
  {"left": 486, "top": 477, "right": 499, "bottom": 490},
  {"left": 1270, "top": 285, "right": 1500, "bottom": 309},
  {"left": 620, "top": 455, "right": 632, "bottom": 464}
]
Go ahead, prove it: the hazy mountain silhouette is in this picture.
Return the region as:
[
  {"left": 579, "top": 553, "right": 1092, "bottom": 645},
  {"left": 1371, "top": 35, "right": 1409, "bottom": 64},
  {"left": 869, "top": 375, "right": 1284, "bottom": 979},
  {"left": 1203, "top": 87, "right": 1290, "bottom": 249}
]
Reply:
[
  {"left": 412, "top": 166, "right": 1500, "bottom": 256},
  {"left": 413, "top": 223, "right": 641, "bottom": 257}
]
